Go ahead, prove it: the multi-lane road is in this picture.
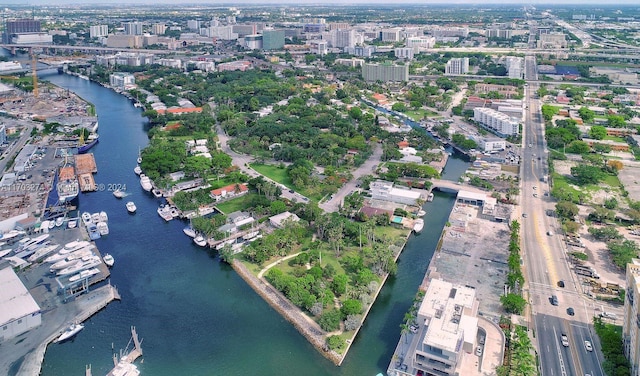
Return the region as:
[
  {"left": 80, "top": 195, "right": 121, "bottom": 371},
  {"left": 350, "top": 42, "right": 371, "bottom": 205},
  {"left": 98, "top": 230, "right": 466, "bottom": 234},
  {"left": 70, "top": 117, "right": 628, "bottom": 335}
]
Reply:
[{"left": 521, "top": 64, "right": 604, "bottom": 375}]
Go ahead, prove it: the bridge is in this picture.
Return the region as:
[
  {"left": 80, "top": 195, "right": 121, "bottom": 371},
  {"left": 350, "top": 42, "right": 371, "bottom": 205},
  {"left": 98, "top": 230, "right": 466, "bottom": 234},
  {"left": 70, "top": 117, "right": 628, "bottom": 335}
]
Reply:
[
  {"left": 0, "top": 43, "right": 183, "bottom": 55},
  {"left": 430, "top": 179, "right": 488, "bottom": 195}
]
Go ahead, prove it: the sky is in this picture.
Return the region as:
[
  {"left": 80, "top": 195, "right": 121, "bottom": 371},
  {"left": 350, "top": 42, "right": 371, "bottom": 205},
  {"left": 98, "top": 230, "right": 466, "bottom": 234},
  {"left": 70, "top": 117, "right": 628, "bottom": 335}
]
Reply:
[{"left": 10, "top": 0, "right": 640, "bottom": 5}]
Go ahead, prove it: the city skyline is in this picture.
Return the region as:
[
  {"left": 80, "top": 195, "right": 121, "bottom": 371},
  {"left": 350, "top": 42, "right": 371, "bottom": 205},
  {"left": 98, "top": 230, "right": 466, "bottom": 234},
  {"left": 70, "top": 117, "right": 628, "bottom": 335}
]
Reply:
[{"left": 12, "top": 0, "right": 640, "bottom": 6}]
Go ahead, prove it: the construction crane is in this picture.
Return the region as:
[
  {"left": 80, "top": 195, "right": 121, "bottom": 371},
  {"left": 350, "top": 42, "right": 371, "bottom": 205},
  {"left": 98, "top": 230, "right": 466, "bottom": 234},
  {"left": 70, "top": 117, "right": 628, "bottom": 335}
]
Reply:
[{"left": 31, "top": 52, "right": 38, "bottom": 98}]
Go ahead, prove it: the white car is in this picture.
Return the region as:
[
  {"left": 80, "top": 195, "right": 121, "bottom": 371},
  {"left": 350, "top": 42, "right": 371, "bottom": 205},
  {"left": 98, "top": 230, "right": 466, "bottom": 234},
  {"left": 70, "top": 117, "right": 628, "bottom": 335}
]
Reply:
[
  {"left": 476, "top": 346, "right": 483, "bottom": 356},
  {"left": 584, "top": 340, "right": 593, "bottom": 352}
]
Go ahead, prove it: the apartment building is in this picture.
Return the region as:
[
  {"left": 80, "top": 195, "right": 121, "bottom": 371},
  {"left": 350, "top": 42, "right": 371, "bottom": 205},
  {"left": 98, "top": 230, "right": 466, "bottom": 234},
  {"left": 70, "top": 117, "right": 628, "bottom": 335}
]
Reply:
[
  {"left": 362, "top": 62, "right": 409, "bottom": 82},
  {"left": 90, "top": 25, "right": 108, "bottom": 38},
  {"left": 394, "top": 47, "right": 415, "bottom": 60},
  {"left": 624, "top": 259, "right": 640, "bottom": 376},
  {"left": 473, "top": 107, "right": 520, "bottom": 136},
  {"left": 370, "top": 180, "right": 422, "bottom": 205},
  {"left": 445, "top": 57, "right": 469, "bottom": 75},
  {"left": 123, "top": 22, "right": 143, "bottom": 36},
  {"left": 152, "top": 23, "right": 166, "bottom": 35}
]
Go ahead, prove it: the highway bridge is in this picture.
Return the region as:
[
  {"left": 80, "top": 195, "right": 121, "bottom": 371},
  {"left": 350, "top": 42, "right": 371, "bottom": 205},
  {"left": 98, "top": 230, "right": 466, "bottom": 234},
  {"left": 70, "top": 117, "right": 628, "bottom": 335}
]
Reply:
[
  {"left": 430, "top": 179, "right": 487, "bottom": 195},
  {"left": 0, "top": 43, "right": 183, "bottom": 55}
]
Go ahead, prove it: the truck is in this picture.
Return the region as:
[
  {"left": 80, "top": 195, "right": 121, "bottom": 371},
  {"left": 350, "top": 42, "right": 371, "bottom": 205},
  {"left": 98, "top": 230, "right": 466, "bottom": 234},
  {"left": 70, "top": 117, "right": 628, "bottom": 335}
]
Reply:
[{"left": 575, "top": 265, "right": 600, "bottom": 279}]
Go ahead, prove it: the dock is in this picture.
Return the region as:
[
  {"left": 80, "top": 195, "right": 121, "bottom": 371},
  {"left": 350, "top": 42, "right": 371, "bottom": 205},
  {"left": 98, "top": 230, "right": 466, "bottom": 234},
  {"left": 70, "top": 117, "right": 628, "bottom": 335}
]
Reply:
[
  {"left": 75, "top": 153, "right": 98, "bottom": 192},
  {"left": 104, "top": 326, "right": 143, "bottom": 376}
]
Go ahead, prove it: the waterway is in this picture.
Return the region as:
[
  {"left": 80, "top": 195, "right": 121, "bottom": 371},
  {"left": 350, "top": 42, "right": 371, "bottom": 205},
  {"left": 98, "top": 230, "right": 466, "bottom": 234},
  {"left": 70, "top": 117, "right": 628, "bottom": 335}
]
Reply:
[{"left": 29, "top": 72, "right": 471, "bottom": 375}]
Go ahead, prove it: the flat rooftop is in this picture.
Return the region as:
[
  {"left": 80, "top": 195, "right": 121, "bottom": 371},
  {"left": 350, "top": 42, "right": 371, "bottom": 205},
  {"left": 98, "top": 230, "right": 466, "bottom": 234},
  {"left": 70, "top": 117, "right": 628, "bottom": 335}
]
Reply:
[{"left": 0, "top": 266, "right": 41, "bottom": 326}]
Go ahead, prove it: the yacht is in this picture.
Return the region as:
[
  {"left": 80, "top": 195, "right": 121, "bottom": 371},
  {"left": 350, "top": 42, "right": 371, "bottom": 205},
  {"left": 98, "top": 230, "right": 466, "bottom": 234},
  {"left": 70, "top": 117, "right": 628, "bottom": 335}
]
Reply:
[
  {"left": 57, "top": 256, "right": 101, "bottom": 276},
  {"left": 55, "top": 217, "right": 64, "bottom": 227},
  {"left": 183, "top": 224, "right": 196, "bottom": 238},
  {"left": 27, "top": 244, "right": 60, "bottom": 263},
  {"left": 97, "top": 221, "right": 109, "bottom": 236},
  {"left": 413, "top": 218, "right": 424, "bottom": 233},
  {"left": 157, "top": 204, "right": 173, "bottom": 222},
  {"left": 140, "top": 174, "right": 152, "bottom": 192},
  {"left": 69, "top": 267, "right": 100, "bottom": 282},
  {"left": 193, "top": 235, "right": 208, "bottom": 247},
  {"left": 54, "top": 323, "right": 84, "bottom": 343},
  {"left": 99, "top": 211, "right": 108, "bottom": 222},
  {"left": 103, "top": 253, "right": 115, "bottom": 267},
  {"left": 81, "top": 212, "right": 92, "bottom": 227},
  {"left": 113, "top": 189, "right": 126, "bottom": 199},
  {"left": 56, "top": 165, "right": 79, "bottom": 203},
  {"left": 133, "top": 165, "right": 142, "bottom": 175},
  {"left": 126, "top": 201, "right": 137, "bottom": 213},
  {"left": 67, "top": 219, "right": 78, "bottom": 229},
  {"left": 152, "top": 188, "right": 163, "bottom": 198}
]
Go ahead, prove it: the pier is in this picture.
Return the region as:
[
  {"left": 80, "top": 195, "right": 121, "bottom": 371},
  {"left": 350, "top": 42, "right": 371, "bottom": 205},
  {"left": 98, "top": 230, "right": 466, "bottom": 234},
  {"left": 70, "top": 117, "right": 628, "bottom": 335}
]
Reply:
[{"left": 104, "top": 326, "right": 143, "bottom": 376}]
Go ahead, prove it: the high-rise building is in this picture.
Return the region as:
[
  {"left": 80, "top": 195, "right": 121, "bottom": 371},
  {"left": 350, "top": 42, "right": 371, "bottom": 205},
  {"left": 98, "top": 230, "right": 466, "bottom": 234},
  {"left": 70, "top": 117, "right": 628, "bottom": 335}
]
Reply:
[
  {"left": 380, "top": 28, "right": 402, "bottom": 42},
  {"left": 394, "top": 48, "right": 414, "bottom": 60},
  {"left": 624, "top": 259, "right": 640, "bottom": 375},
  {"left": 90, "top": 25, "right": 109, "bottom": 39},
  {"left": 152, "top": 23, "right": 166, "bottom": 35},
  {"left": 261, "top": 29, "right": 285, "bottom": 50},
  {"left": 445, "top": 57, "right": 469, "bottom": 75},
  {"left": 187, "top": 20, "right": 201, "bottom": 31},
  {"left": 3, "top": 19, "right": 41, "bottom": 43},
  {"left": 362, "top": 62, "right": 409, "bottom": 82},
  {"left": 123, "top": 22, "right": 143, "bottom": 36},
  {"left": 473, "top": 107, "right": 520, "bottom": 136},
  {"left": 233, "top": 24, "right": 257, "bottom": 37},
  {"left": 244, "top": 34, "right": 262, "bottom": 50},
  {"left": 333, "top": 29, "right": 356, "bottom": 49}
]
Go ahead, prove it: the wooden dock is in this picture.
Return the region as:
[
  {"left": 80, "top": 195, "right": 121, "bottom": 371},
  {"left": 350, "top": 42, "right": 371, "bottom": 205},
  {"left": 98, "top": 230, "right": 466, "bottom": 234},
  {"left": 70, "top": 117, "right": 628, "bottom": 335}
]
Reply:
[{"left": 105, "top": 326, "right": 143, "bottom": 376}]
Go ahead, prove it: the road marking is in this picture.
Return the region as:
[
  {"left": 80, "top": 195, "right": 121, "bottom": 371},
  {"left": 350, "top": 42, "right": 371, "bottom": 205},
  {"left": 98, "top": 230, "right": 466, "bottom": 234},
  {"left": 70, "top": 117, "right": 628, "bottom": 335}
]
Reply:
[{"left": 553, "top": 326, "right": 568, "bottom": 376}]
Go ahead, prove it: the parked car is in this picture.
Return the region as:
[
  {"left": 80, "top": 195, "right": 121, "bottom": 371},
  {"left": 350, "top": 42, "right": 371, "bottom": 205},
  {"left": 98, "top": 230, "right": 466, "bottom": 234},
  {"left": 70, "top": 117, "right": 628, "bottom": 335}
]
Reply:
[
  {"left": 557, "top": 280, "right": 565, "bottom": 288},
  {"left": 567, "top": 307, "right": 575, "bottom": 316},
  {"left": 551, "top": 295, "right": 559, "bottom": 306},
  {"left": 476, "top": 346, "right": 483, "bottom": 356}
]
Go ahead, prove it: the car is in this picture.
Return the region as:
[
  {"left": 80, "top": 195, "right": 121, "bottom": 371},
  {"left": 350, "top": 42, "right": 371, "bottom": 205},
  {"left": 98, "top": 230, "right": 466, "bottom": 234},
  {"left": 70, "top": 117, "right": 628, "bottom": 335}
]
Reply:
[
  {"left": 584, "top": 340, "right": 593, "bottom": 351},
  {"left": 522, "top": 213, "right": 528, "bottom": 218},
  {"left": 558, "top": 280, "right": 565, "bottom": 288},
  {"left": 476, "top": 346, "right": 483, "bottom": 356},
  {"left": 567, "top": 307, "right": 575, "bottom": 316},
  {"left": 547, "top": 231, "right": 554, "bottom": 236},
  {"left": 288, "top": 189, "right": 294, "bottom": 193},
  {"left": 551, "top": 295, "right": 559, "bottom": 306},
  {"left": 533, "top": 193, "right": 538, "bottom": 198},
  {"left": 600, "top": 312, "right": 618, "bottom": 320},
  {"left": 532, "top": 186, "right": 537, "bottom": 190},
  {"left": 529, "top": 143, "right": 532, "bottom": 148},
  {"left": 561, "top": 334, "right": 569, "bottom": 347},
  {"left": 537, "top": 157, "right": 541, "bottom": 160}
]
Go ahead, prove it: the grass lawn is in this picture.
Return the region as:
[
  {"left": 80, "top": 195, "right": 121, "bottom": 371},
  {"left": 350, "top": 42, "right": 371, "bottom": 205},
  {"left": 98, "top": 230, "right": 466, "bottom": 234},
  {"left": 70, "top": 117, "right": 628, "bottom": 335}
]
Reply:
[
  {"left": 602, "top": 174, "right": 622, "bottom": 188},
  {"left": 216, "top": 193, "right": 257, "bottom": 214},
  {"left": 250, "top": 163, "right": 294, "bottom": 188},
  {"left": 405, "top": 109, "right": 439, "bottom": 122},
  {"left": 551, "top": 173, "right": 584, "bottom": 203},
  {"left": 604, "top": 135, "right": 626, "bottom": 143}
]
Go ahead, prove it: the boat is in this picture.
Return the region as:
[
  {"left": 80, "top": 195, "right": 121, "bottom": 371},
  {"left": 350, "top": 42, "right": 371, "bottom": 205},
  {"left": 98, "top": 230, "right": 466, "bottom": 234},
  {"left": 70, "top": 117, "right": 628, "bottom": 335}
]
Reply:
[
  {"left": 54, "top": 323, "right": 84, "bottom": 343},
  {"left": 68, "top": 267, "right": 100, "bottom": 282},
  {"left": 50, "top": 250, "right": 93, "bottom": 270},
  {"left": 87, "top": 224, "right": 101, "bottom": 240},
  {"left": 27, "top": 244, "right": 60, "bottom": 262},
  {"left": 99, "top": 211, "right": 108, "bottom": 222},
  {"left": 81, "top": 212, "right": 92, "bottom": 227},
  {"left": 97, "top": 221, "right": 109, "bottom": 236},
  {"left": 417, "top": 210, "right": 426, "bottom": 217},
  {"left": 152, "top": 188, "right": 163, "bottom": 198},
  {"left": 77, "top": 133, "right": 99, "bottom": 154},
  {"left": 113, "top": 189, "right": 126, "bottom": 199},
  {"left": 48, "top": 221, "right": 56, "bottom": 230},
  {"left": 57, "top": 256, "right": 101, "bottom": 276},
  {"left": 67, "top": 219, "right": 77, "bottom": 229},
  {"left": 46, "top": 245, "right": 93, "bottom": 263},
  {"left": 427, "top": 192, "right": 434, "bottom": 202},
  {"left": 91, "top": 212, "right": 101, "bottom": 224},
  {"left": 126, "top": 201, "right": 137, "bottom": 213},
  {"left": 137, "top": 147, "right": 142, "bottom": 164},
  {"left": 133, "top": 165, "right": 142, "bottom": 175},
  {"left": 56, "top": 164, "right": 79, "bottom": 203},
  {"left": 183, "top": 224, "right": 196, "bottom": 238},
  {"left": 140, "top": 174, "right": 152, "bottom": 192},
  {"left": 50, "top": 258, "right": 80, "bottom": 272},
  {"left": 413, "top": 218, "right": 424, "bottom": 233},
  {"left": 170, "top": 207, "right": 180, "bottom": 218},
  {"left": 55, "top": 217, "right": 64, "bottom": 227},
  {"left": 103, "top": 253, "right": 115, "bottom": 267},
  {"left": 157, "top": 204, "right": 173, "bottom": 221},
  {"left": 193, "top": 235, "right": 208, "bottom": 247},
  {"left": 59, "top": 240, "right": 92, "bottom": 255}
]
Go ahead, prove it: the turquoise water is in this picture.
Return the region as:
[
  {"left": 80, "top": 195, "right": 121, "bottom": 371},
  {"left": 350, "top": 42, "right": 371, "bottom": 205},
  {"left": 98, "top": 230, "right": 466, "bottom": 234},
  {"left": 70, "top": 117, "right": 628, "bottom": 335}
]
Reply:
[
  {"left": 30, "top": 72, "right": 469, "bottom": 376},
  {"left": 392, "top": 216, "right": 403, "bottom": 223}
]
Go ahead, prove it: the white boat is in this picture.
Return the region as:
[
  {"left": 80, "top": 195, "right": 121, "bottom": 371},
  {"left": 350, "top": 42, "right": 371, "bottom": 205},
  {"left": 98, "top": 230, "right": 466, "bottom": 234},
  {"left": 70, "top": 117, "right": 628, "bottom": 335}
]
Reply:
[
  {"left": 193, "top": 235, "right": 208, "bottom": 247},
  {"left": 140, "top": 174, "right": 152, "bottom": 192},
  {"left": 126, "top": 201, "right": 137, "bottom": 213},
  {"left": 48, "top": 221, "right": 55, "bottom": 229},
  {"left": 103, "top": 253, "right": 115, "bottom": 267},
  {"left": 55, "top": 217, "right": 64, "bottom": 227},
  {"left": 427, "top": 192, "right": 434, "bottom": 202},
  {"left": 133, "top": 165, "right": 142, "bottom": 175},
  {"left": 137, "top": 147, "right": 142, "bottom": 164},
  {"left": 50, "top": 259, "right": 80, "bottom": 273},
  {"left": 57, "top": 165, "right": 79, "bottom": 203},
  {"left": 113, "top": 189, "right": 126, "bottom": 199},
  {"left": 91, "top": 212, "right": 101, "bottom": 224},
  {"left": 40, "top": 220, "right": 50, "bottom": 231},
  {"left": 152, "top": 188, "right": 163, "bottom": 198},
  {"left": 57, "top": 256, "right": 101, "bottom": 276},
  {"left": 417, "top": 210, "right": 426, "bottom": 217},
  {"left": 46, "top": 245, "right": 93, "bottom": 263},
  {"left": 99, "top": 211, "right": 108, "bottom": 222},
  {"left": 67, "top": 219, "right": 78, "bottom": 229},
  {"left": 59, "top": 240, "right": 91, "bottom": 255},
  {"left": 50, "top": 250, "right": 93, "bottom": 270},
  {"left": 413, "top": 218, "right": 424, "bottom": 233},
  {"left": 183, "top": 225, "right": 196, "bottom": 238},
  {"left": 54, "top": 323, "right": 84, "bottom": 343},
  {"left": 81, "top": 212, "right": 92, "bottom": 226},
  {"left": 27, "top": 244, "right": 60, "bottom": 263},
  {"left": 157, "top": 204, "right": 173, "bottom": 221},
  {"left": 97, "top": 221, "right": 109, "bottom": 236},
  {"left": 69, "top": 267, "right": 100, "bottom": 282}
]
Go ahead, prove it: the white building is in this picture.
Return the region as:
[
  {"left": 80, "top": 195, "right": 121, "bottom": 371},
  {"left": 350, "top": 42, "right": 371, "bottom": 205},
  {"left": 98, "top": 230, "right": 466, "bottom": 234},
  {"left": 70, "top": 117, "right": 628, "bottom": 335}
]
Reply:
[
  {"left": 207, "top": 26, "right": 237, "bottom": 40},
  {"left": 406, "top": 36, "right": 436, "bottom": 52},
  {"left": 187, "top": 20, "right": 201, "bottom": 30},
  {"left": 473, "top": 107, "right": 520, "bottom": 137},
  {"left": 478, "top": 137, "right": 506, "bottom": 152},
  {"left": 109, "top": 73, "right": 136, "bottom": 90},
  {"left": 156, "top": 58, "right": 182, "bottom": 69},
  {"left": 370, "top": 180, "right": 422, "bottom": 205},
  {"left": 538, "top": 33, "right": 567, "bottom": 49},
  {"left": 402, "top": 278, "right": 479, "bottom": 376},
  {"left": 505, "top": 56, "right": 523, "bottom": 79},
  {"left": 445, "top": 57, "right": 469, "bottom": 75},
  {"left": 89, "top": 25, "right": 108, "bottom": 38},
  {"left": 0, "top": 267, "right": 41, "bottom": 341},
  {"left": 380, "top": 28, "right": 402, "bottom": 42},
  {"left": 624, "top": 259, "right": 640, "bottom": 375},
  {"left": 244, "top": 34, "right": 262, "bottom": 50},
  {"left": 10, "top": 33, "right": 52, "bottom": 44},
  {"left": 123, "top": 22, "right": 143, "bottom": 36},
  {"left": 335, "top": 58, "right": 364, "bottom": 67},
  {"left": 332, "top": 29, "right": 357, "bottom": 48},
  {"left": 269, "top": 211, "right": 301, "bottom": 229},
  {"left": 309, "top": 40, "right": 328, "bottom": 55},
  {"left": 394, "top": 48, "right": 414, "bottom": 60},
  {"left": 152, "top": 23, "right": 166, "bottom": 35}
]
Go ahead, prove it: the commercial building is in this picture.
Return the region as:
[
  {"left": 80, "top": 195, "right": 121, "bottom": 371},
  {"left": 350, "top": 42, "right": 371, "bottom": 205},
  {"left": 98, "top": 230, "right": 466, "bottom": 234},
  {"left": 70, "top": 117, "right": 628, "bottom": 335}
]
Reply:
[
  {"left": 10, "top": 33, "right": 52, "bottom": 45},
  {"left": 3, "top": 19, "right": 41, "bottom": 43},
  {"left": 233, "top": 24, "right": 257, "bottom": 37},
  {"left": 123, "top": 22, "right": 144, "bottom": 36},
  {"left": 538, "top": 33, "right": 567, "bottom": 49},
  {"left": 370, "top": 180, "right": 422, "bottom": 205},
  {"left": 244, "top": 34, "right": 263, "bottom": 50},
  {"left": 477, "top": 137, "right": 506, "bottom": 152},
  {"left": 344, "top": 45, "right": 376, "bottom": 57},
  {"left": 445, "top": 57, "right": 469, "bottom": 75},
  {"left": 13, "top": 144, "right": 37, "bottom": 173},
  {"left": 0, "top": 267, "right": 42, "bottom": 341},
  {"left": 328, "top": 22, "right": 350, "bottom": 31},
  {"left": 473, "top": 107, "right": 520, "bottom": 137},
  {"left": 332, "top": 29, "right": 357, "bottom": 48},
  {"left": 106, "top": 35, "right": 142, "bottom": 49},
  {"left": 262, "top": 29, "right": 285, "bottom": 50},
  {"left": 187, "top": 20, "right": 201, "bottom": 31},
  {"left": 394, "top": 48, "right": 415, "bottom": 60},
  {"left": 362, "top": 62, "right": 409, "bottom": 82},
  {"left": 109, "top": 73, "right": 136, "bottom": 90},
  {"left": 207, "top": 26, "right": 238, "bottom": 40},
  {"left": 406, "top": 36, "right": 436, "bottom": 51},
  {"left": 387, "top": 278, "right": 479, "bottom": 376},
  {"left": 0, "top": 124, "right": 6, "bottom": 144},
  {"left": 309, "top": 40, "right": 328, "bottom": 55},
  {"left": 380, "top": 28, "right": 402, "bottom": 42},
  {"left": 90, "top": 25, "right": 109, "bottom": 39},
  {"left": 624, "top": 259, "right": 640, "bottom": 375},
  {"left": 304, "top": 24, "right": 325, "bottom": 33},
  {"left": 505, "top": 56, "right": 524, "bottom": 79}
]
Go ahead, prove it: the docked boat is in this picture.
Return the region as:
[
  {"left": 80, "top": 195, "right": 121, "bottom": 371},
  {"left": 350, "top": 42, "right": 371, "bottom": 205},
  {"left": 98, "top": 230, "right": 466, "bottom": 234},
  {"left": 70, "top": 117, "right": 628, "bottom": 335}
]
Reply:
[
  {"left": 46, "top": 246, "right": 93, "bottom": 264},
  {"left": 50, "top": 251, "right": 93, "bottom": 270},
  {"left": 427, "top": 192, "right": 434, "bottom": 202},
  {"left": 413, "top": 218, "right": 424, "bottom": 233},
  {"left": 48, "top": 221, "right": 55, "bottom": 230},
  {"left": 103, "top": 253, "right": 115, "bottom": 267},
  {"left": 87, "top": 224, "right": 101, "bottom": 240},
  {"left": 113, "top": 189, "right": 126, "bottom": 199},
  {"left": 133, "top": 165, "right": 142, "bottom": 175},
  {"left": 91, "top": 212, "right": 101, "bottom": 224},
  {"left": 54, "top": 323, "right": 84, "bottom": 343},
  {"left": 137, "top": 147, "right": 142, "bottom": 164},
  {"left": 97, "top": 221, "right": 109, "bottom": 236},
  {"left": 126, "top": 201, "right": 137, "bottom": 213},
  {"left": 99, "top": 211, "right": 108, "bottom": 222},
  {"left": 183, "top": 225, "right": 196, "bottom": 238},
  {"left": 56, "top": 165, "right": 79, "bottom": 203},
  {"left": 77, "top": 133, "right": 99, "bottom": 154},
  {"left": 69, "top": 267, "right": 100, "bottom": 282},
  {"left": 157, "top": 204, "right": 173, "bottom": 221},
  {"left": 140, "top": 174, "right": 152, "bottom": 192},
  {"left": 81, "top": 212, "right": 92, "bottom": 227},
  {"left": 193, "top": 235, "right": 208, "bottom": 247},
  {"left": 417, "top": 210, "right": 426, "bottom": 217},
  {"left": 57, "top": 256, "right": 101, "bottom": 276},
  {"left": 59, "top": 240, "right": 91, "bottom": 255},
  {"left": 152, "top": 188, "right": 163, "bottom": 198},
  {"left": 55, "top": 217, "right": 64, "bottom": 227},
  {"left": 27, "top": 244, "right": 60, "bottom": 263},
  {"left": 67, "top": 219, "right": 77, "bottom": 229}
]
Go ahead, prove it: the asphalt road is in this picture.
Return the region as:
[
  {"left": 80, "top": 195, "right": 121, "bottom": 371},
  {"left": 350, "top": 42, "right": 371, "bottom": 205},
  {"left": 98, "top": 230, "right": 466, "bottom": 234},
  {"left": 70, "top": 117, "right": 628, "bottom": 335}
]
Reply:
[{"left": 521, "top": 82, "right": 604, "bottom": 376}]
